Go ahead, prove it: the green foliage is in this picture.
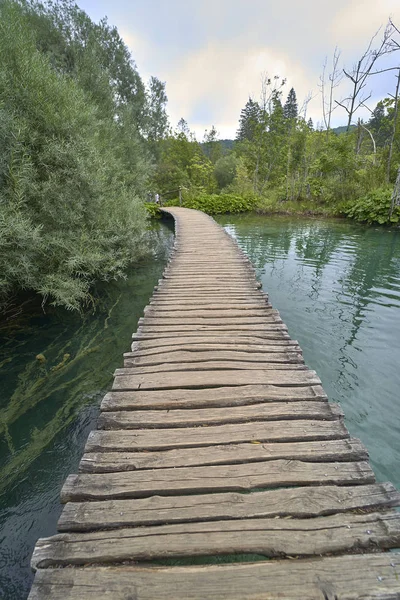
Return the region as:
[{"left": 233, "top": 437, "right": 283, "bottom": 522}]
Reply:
[
  {"left": 214, "top": 154, "right": 238, "bottom": 189},
  {"left": 0, "top": 0, "right": 157, "bottom": 312},
  {"left": 342, "top": 188, "right": 399, "bottom": 224},
  {"left": 144, "top": 203, "right": 162, "bottom": 218},
  {"left": 179, "top": 191, "right": 257, "bottom": 215}
]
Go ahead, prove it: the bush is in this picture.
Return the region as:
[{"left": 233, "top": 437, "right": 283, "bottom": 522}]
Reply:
[
  {"left": 177, "top": 192, "right": 257, "bottom": 215},
  {"left": 0, "top": 1, "right": 150, "bottom": 311},
  {"left": 342, "top": 187, "right": 399, "bottom": 225},
  {"left": 144, "top": 203, "right": 162, "bottom": 218}
]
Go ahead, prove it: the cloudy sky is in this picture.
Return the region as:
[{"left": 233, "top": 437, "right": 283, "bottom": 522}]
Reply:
[{"left": 79, "top": 0, "right": 400, "bottom": 139}]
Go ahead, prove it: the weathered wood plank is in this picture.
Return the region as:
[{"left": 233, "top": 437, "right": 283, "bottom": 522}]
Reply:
[
  {"left": 80, "top": 438, "right": 367, "bottom": 472},
  {"left": 149, "top": 302, "right": 269, "bottom": 309},
  {"left": 162, "top": 274, "right": 257, "bottom": 281},
  {"left": 140, "top": 317, "right": 281, "bottom": 326},
  {"left": 127, "top": 343, "right": 301, "bottom": 357},
  {"left": 132, "top": 332, "right": 292, "bottom": 343},
  {"left": 143, "top": 309, "right": 276, "bottom": 318},
  {"left": 97, "top": 401, "right": 342, "bottom": 430},
  {"left": 27, "top": 552, "right": 400, "bottom": 600},
  {"left": 138, "top": 325, "right": 288, "bottom": 334},
  {"left": 148, "top": 303, "right": 270, "bottom": 311},
  {"left": 85, "top": 419, "right": 348, "bottom": 452},
  {"left": 33, "top": 511, "right": 400, "bottom": 568},
  {"left": 123, "top": 350, "right": 303, "bottom": 368},
  {"left": 112, "top": 369, "right": 319, "bottom": 391},
  {"left": 61, "top": 459, "right": 373, "bottom": 502},
  {"left": 101, "top": 384, "right": 327, "bottom": 411},
  {"left": 80, "top": 438, "right": 365, "bottom": 473},
  {"left": 156, "top": 283, "right": 262, "bottom": 290},
  {"left": 115, "top": 361, "right": 306, "bottom": 376},
  {"left": 151, "top": 292, "right": 267, "bottom": 300},
  {"left": 59, "top": 482, "right": 400, "bottom": 531}
]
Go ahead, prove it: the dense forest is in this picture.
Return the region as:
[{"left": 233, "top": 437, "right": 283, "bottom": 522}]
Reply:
[{"left": 1, "top": 0, "right": 400, "bottom": 315}]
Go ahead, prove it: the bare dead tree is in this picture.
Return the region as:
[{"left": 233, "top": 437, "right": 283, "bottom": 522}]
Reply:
[
  {"left": 259, "top": 72, "right": 286, "bottom": 114},
  {"left": 319, "top": 47, "right": 342, "bottom": 133},
  {"left": 335, "top": 24, "right": 395, "bottom": 132},
  {"left": 299, "top": 90, "right": 317, "bottom": 121},
  {"left": 359, "top": 20, "right": 400, "bottom": 181}
]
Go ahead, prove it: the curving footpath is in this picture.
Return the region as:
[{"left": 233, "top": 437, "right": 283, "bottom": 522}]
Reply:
[{"left": 29, "top": 207, "right": 400, "bottom": 599}]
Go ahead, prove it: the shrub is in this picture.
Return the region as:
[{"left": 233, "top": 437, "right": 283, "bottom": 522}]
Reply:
[
  {"left": 342, "top": 187, "right": 399, "bottom": 225},
  {"left": 177, "top": 192, "right": 257, "bottom": 215}
]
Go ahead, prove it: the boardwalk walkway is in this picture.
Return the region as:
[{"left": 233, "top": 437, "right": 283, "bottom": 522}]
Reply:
[{"left": 29, "top": 207, "right": 400, "bottom": 599}]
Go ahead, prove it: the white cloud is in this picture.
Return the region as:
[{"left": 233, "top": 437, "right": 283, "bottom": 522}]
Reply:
[
  {"left": 79, "top": 0, "right": 400, "bottom": 138},
  {"left": 164, "top": 41, "right": 318, "bottom": 139}
]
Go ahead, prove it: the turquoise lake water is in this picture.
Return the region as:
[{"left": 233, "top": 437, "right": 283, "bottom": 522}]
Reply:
[{"left": 1, "top": 213, "right": 400, "bottom": 598}]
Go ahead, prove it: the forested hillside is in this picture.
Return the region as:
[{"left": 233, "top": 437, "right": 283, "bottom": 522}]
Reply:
[
  {"left": 153, "top": 23, "right": 400, "bottom": 225},
  {"left": 0, "top": 0, "right": 168, "bottom": 313}
]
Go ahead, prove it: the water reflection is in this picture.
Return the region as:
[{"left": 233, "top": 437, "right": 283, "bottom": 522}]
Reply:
[
  {"left": 218, "top": 214, "right": 400, "bottom": 487},
  {"left": 0, "top": 222, "right": 174, "bottom": 600}
]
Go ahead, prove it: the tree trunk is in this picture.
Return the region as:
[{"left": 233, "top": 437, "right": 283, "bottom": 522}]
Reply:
[
  {"left": 389, "top": 166, "right": 400, "bottom": 219},
  {"left": 386, "top": 70, "right": 400, "bottom": 184}
]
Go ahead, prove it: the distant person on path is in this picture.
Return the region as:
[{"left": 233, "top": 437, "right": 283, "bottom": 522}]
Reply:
[{"left": 155, "top": 193, "right": 160, "bottom": 205}]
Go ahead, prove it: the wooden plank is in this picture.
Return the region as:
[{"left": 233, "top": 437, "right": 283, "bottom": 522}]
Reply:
[
  {"left": 101, "top": 384, "right": 327, "bottom": 411},
  {"left": 97, "top": 401, "right": 343, "bottom": 430},
  {"left": 33, "top": 511, "right": 400, "bottom": 568},
  {"left": 127, "top": 343, "right": 301, "bottom": 356},
  {"left": 137, "top": 324, "right": 288, "bottom": 333},
  {"left": 61, "top": 459, "right": 373, "bottom": 502},
  {"left": 131, "top": 336, "right": 296, "bottom": 348},
  {"left": 123, "top": 350, "right": 304, "bottom": 367},
  {"left": 85, "top": 419, "right": 348, "bottom": 452},
  {"left": 143, "top": 309, "right": 276, "bottom": 318},
  {"left": 27, "top": 552, "right": 400, "bottom": 600},
  {"left": 79, "top": 438, "right": 367, "bottom": 472},
  {"left": 133, "top": 332, "right": 291, "bottom": 341},
  {"left": 149, "top": 301, "right": 269, "bottom": 308},
  {"left": 140, "top": 316, "right": 282, "bottom": 325},
  {"left": 162, "top": 275, "right": 257, "bottom": 281},
  {"left": 115, "top": 362, "right": 307, "bottom": 376},
  {"left": 59, "top": 482, "right": 400, "bottom": 531},
  {"left": 112, "top": 369, "right": 320, "bottom": 391},
  {"left": 151, "top": 292, "right": 267, "bottom": 300},
  {"left": 132, "top": 332, "right": 292, "bottom": 343},
  {"left": 156, "top": 283, "right": 262, "bottom": 290}
]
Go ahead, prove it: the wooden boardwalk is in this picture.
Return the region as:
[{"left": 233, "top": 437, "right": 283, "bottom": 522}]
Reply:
[{"left": 29, "top": 207, "right": 400, "bottom": 599}]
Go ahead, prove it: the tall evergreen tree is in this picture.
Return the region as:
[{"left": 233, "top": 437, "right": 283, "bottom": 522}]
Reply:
[
  {"left": 283, "top": 88, "right": 298, "bottom": 120},
  {"left": 236, "top": 98, "right": 261, "bottom": 141}
]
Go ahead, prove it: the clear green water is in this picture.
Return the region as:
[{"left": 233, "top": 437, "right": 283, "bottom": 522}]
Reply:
[
  {"left": 217, "top": 214, "right": 400, "bottom": 486},
  {"left": 0, "top": 221, "right": 174, "bottom": 600},
  {"left": 2, "top": 214, "right": 400, "bottom": 598}
]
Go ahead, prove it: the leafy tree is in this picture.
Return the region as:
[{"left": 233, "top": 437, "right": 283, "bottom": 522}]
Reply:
[
  {"left": 0, "top": 0, "right": 157, "bottom": 312},
  {"left": 368, "top": 101, "right": 390, "bottom": 148},
  {"left": 214, "top": 154, "right": 238, "bottom": 189},
  {"left": 203, "top": 126, "right": 222, "bottom": 164}
]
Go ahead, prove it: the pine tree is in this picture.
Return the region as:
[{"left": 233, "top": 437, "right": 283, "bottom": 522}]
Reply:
[
  {"left": 283, "top": 88, "right": 298, "bottom": 120},
  {"left": 236, "top": 98, "right": 261, "bottom": 141}
]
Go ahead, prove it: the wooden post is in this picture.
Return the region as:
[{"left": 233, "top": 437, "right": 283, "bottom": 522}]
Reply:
[{"left": 179, "top": 187, "right": 182, "bottom": 206}]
